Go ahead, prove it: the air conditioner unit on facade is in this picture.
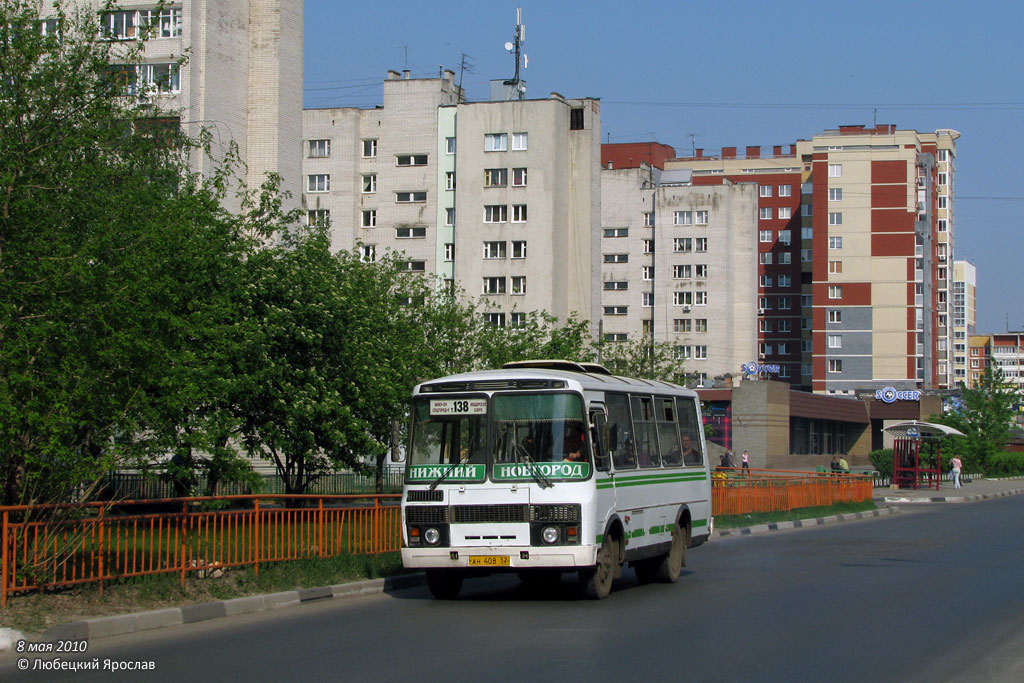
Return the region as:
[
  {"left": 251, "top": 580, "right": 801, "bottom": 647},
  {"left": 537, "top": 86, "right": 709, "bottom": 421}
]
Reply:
[
  {"left": 916, "top": 202, "right": 926, "bottom": 212},
  {"left": 758, "top": 308, "right": 766, "bottom": 315},
  {"left": 916, "top": 176, "right": 926, "bottom": 187},
  {"left": 682, "top": 305, "right": 691, "bottom": 312}
]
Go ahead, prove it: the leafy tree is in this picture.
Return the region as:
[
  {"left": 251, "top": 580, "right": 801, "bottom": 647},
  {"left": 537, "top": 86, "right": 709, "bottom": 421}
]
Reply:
[
  {"left": 596, "top": 338, "right": 690, "bottom": 384},
  {"left": 934, "top": 366, "right": 1022, "bottom": 472}
]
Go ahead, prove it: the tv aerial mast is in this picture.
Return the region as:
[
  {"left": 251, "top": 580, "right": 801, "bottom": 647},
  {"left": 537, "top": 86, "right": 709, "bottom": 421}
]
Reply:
[{"left": 503, "top": 7, "right": 527, "bottom": 99}]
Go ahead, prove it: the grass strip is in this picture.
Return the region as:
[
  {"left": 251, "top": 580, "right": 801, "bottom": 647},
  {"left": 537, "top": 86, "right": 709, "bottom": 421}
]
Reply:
[{"left": 715, "top": 500, "right": 878, "bottom": 529}]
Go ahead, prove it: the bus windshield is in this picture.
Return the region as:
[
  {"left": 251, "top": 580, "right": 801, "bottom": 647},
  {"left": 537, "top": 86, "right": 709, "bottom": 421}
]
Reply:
[
  {"left": 407, "top": 396, "right": 488, "bottom": 483},
  {"left": 492, "top": 393, "right": 587, "bottom": 465}
]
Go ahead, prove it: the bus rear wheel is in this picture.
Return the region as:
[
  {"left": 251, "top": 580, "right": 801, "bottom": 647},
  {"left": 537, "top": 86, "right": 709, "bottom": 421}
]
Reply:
[
  {"left": 655, "top": 524, "right": 686, "bottom": 583},
  {"left": 579, "top": 536, "right": 617, "bottom": 599},
  {"left": 426, "top": 569, "right": 463, "bottom": 599}
]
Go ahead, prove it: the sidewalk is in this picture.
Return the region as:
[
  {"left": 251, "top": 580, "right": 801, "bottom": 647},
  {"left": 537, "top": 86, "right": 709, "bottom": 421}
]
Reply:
[{"left": 874, "top": 475, "right": 1024, "bottom": 505}]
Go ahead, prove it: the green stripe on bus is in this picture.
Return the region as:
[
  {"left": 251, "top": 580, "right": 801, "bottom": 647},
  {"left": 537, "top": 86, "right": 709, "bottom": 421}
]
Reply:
[
  {"left": 596, "top": 533, "right": 604, "bottom": 544},
  {"left": 692, "top": 519, "right": 707, "bottom": 528}
]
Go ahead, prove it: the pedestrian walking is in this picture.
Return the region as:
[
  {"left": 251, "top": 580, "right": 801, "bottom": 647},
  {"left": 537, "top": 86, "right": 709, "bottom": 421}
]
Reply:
[
  {"left": 741, "top": 450, "right": 750, "bottom": 475},
  {"left": 720, "top": 450, "right": 734, "bottom": 470},
  {"left": 950, "top": 455, "right": 963, "bottom": 489}
]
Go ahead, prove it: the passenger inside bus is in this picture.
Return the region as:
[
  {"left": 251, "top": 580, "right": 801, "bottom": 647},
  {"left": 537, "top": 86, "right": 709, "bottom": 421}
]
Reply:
[{"left": 681, "top": 432, "right": 701, "bottom": 465}]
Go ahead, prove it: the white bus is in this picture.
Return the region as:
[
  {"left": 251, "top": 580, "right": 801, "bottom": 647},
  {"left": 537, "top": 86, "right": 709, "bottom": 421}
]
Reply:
[{"left": 399, "top": 360, "right": 713, "bottom": 599}]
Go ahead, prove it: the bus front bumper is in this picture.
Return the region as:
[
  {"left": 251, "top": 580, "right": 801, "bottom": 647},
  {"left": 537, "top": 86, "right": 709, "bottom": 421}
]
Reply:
[{"left": 402, "top": 544, "right": 598, "bottom": 570}]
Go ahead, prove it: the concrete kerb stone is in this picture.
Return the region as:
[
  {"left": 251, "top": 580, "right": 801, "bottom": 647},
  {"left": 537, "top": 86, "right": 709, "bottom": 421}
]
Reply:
[{"left": 715, "top": 506, "right": 900, "bottom": 538}]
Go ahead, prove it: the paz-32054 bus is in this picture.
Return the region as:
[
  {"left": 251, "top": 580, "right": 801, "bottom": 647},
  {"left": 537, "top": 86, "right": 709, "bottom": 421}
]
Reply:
[{"left": 399, "top": 360, "right": 713, "bottom": 599}]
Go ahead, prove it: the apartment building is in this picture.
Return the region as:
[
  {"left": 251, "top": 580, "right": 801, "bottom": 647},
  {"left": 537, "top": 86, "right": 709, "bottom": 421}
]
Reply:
[
  {"left": 989, "top": 333, "right": 1024, "bottom": 394},
  {"left": 951, "top": 260, "right": 977, "bottom": 385},
  {"left": 626, "top": 124, "right": 962, "bottom": 395},
  {"left": 598, "top": 162, "right": 758, "bottom": 386},
  {"left": 303, "top": 71, "right": 601, "bottom": 327},
  {"left": 967, "top": 335, "right": 990, "bottom": 388},
  {"left": 49, "top": 1, "right": 304, "bottom": 202}
]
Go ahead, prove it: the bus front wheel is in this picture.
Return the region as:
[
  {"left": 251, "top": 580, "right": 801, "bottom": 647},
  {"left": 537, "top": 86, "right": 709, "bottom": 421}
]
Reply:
[
  {"left": 426, "top": 569, "right": 463, "bottom": 599},
  {"left": 579, "top": 536, "right": 617, "bottom": 599}
]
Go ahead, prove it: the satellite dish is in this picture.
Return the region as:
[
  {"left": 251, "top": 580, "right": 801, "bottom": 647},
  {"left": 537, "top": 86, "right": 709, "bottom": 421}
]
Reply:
[{"left": 504, "top": 41, "right": 514, "bottom": 51}]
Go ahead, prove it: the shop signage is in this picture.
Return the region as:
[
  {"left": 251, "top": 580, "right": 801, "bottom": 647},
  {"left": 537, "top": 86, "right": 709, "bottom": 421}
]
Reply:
[
  {"left": 876, "top": 386, "right": 921, "bottom": 403},
  {"left": 741, "top": 362, "right": 780, "bottom": 375}
]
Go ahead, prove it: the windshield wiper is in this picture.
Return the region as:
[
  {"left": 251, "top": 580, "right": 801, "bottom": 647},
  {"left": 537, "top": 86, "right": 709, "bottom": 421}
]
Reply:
[
  {"left": 428, "top": 459, "right": 464, "bottom": 491},
  {"left": 515, "top": 444, "right": 552, "bottom": 489}
]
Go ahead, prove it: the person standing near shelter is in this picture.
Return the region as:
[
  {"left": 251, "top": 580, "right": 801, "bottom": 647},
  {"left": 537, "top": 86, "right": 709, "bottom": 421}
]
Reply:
[
  {"left": 951, "top": 455, "right": 963, "bottom": 489},
  {"left": 741, "top": 450, "right": 750, "bottom": 474},
  {"left": 837, "top": 454, "right": 849, "bottom": 473}
]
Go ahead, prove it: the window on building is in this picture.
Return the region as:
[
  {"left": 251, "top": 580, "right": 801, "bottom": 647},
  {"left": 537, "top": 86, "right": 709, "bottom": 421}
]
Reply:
[
  {"left": 760, "top": 252, "right": 773, "bottom": 265},
  {"left": 307, "top": 174, "right": 330, "bottom": 192},
  {"left": 445, "top": 207, "right": 455, "bottom": 226},
  {"left": 643, "top": 239, "right": 654, "bottom": 254},
  {"left": 673, "top": 264, "right": 692, "bottom": 279},
  {"left": 512, "top": 132, "right": 528, "bottom": 150},
  {"left": 604, "top": 253, "right": 628, "bottom": 263},
  {"left": 445, "top": 137, "right": 456, "bottom": 154},
  {"left": 642, "top": 266, "right": 654, "bottom": 281},
  {"left": 444, "top": 243, "right": 455, "bottom": 261},
  {"left": 802, "top": 203, "right": 812, "bottom": 217},
  {"left": 512, "top": 205, "right": 528, "bottom": 222},
  {"left": 695, "top": 291, "right": 708, "bottom": 305},
  {"left": 604, "top": 227, "right": 628, "bottom": 238},
  {"left": 828, "top": 359, "right": 843, "bottom": 373},
  {"left": 604, "top": 281, "right": 628, "bottom": 291},
  {"left": 778, "top": 275, "right": 791, "bottom": 287},
  {"left": 828, "top": 164, "right": 842, "bottom": 177},
  {"left": 779, "top": 184, "right": 792, "bottom": 197},
  {"left": 605, "top": 333, "right": 628, "bottom": 342},
  {"left": 760, "top": 230, "right": 773, "bottom": 243},
  {"left": 674, "top": 211, "right": 693, "bottom": 225},
  {"left": 695, "top": 264, "right": 708, "bottom": 278},
  {"left": 760, "top": 185, "right": 773, "bottom": 197},
  {"left": 760, "top": 320, "right": 772, "bottom": 333},
  {"left": 511, "top": 241, "right": 527, "bottom": 258},
  {"left": 760, "top": 275, "right": 773, "bottom": 287},
  {"left": 828, "top": 334, "right": 842, "bottom": 348},
  {"left": 483, "top": 277, "right": 507, "bottom": 294},
  {"left": 778, "top": 230, "right": 791, "bottom": 245},
  {"left": 694, "top": 346, "right": 708, "bottom": 360},
  {"left": 361, "top": 174, "right": 376, "bottom": 193},
  {"left": 396, "top": 154, "right": 428, "bottom": 166},
  {"left": 509, "top": 312, "right": 526, "bottom": 328},
  {"left": 307, "top": 209, "right": 329, "bottom": 227},
  {"left": 396, "top": 226, "right": 426, "bottom": 238},
  {"left": 605, "top": 306, "right": 628, "bottom": 316},
  {"left": 779, "top": 252, "right": 791, "bottom": 264},
  {"left": 828, "top": 285, "right": 843, "bottom": 299},
  {"left": 779, "top": 319, "right": 792, "bottom": 332},
  {"left": 938, "top": 219, "right": 948, "bottom": 233},
  {"left": 673, "top": 291, "right": 692, "bottom": 306},
  {"left": 512, "top": 167, "right": 527, "bottom": 186},
  {"left": 362, "top": 139, "right": 378, "bottom": 158},
  {"left": 695, "top": 237, "right": 708, "bottom": 252},
  {"left": 801, "top": 249, "right": 813, "bottom": 262},
  {"left": 829, "top": 260, "right": 842, "bottom": 274},
  {"left": 828, "top": 212, "right": 843, "bottom": 226},
  {"left": 360, "top": 244, "right": 376, "bottom": 262},
  {"left": 402, "top": 260, "right": 426, "bottom": 272},
  {"left": 643, "top": 212, "right": 655, "bottom": 227},
  {"left": 361, "top": 210, "right": 376, "bottom": 228},
  {"left": 778, "top": 297, "right": 792, "bottom": 310},
  {"left": 485, "top": 133, "right": 508, "bottom": 151},
  {"left": 938, "top": 172, "right": 948, "bottom": 186},
  {"left": 674, "top": 238, "right": 692, "bottom": 252},
  {"left": 484, "top": 205, "right": 508, "bottom": 223},
  {"left": 674, "top": 345, "right": 691, "bottom": 360},
  {"left": 674, "top": 319, "right": 691, "bottom": 333},
  {"left": 642, "top": 292, "right": 654, "bottom": 307},
  {"left": 570, "top": 108, "right": 584, "bottom": 130},
  {"left": 308, "top": 139, "right": 330, "bottom": 158},
  {"left": 695, "top": 210, "right": 709, "bottom": 224},
  {"left": 760, "top": 207, "right": 772, "bottom": 220},
  {"left": 484, "top": 168, "right": 507, "bottom": 187},
  {"left": 828, "top": 309, "right": 842, "bottom": 323},
  {"left": 829, "top": 187, "right": 843, "bottom": 201},
  {"left": 396, "top": 191, "right": 427, "bottom": 203},
  {"left": 695, "top": 318, "right": 708, "bottom": 333},
  {"left": 939, "top": 150, "right": 949, "bottom": 162},
  {"left": 484, "top": 241, "right": 507, "bottom": 259},
  {"left": 938, "top": 196, "right": 948, "bottom": 209},
  {"left": 759, "top": 297, "right": 771, "bottom": 311},
  {"left": 829, "top": 236, "right": 843, "bottom": 249},
  {"left": 511, "top": 276, "right": 526, "bottom": 294},
  {"left": 486, "top": 312, "right": 506, "bottom": 327},
  {"left": 446, "top": 172, "right": 456, "bottom": 190}
]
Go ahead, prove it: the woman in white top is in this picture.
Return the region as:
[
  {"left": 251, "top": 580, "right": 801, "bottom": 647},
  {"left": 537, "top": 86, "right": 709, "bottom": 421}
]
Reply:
[{"left": 950, "top": 456, "right": 963, "bottom": 489}]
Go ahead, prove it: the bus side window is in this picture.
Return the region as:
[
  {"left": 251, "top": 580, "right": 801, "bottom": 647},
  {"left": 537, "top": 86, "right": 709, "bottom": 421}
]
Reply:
[
  {"left": 657, "top": 397, "right": 682, "bottom": 467},
  {"left": 631, "top": 395, "right": 662, "bottom": 469},
  {"left": 676, "top": 397, "right": 705, "bottom": 467},
  {"left": 590, "top": 411, "right": 609, "bottom": 471},
  {"left": 605, "top": 393, "right": 636, "bottom": 469}
]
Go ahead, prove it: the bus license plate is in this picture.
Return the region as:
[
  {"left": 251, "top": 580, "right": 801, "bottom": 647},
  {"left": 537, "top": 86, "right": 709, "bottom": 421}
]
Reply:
[{"left": 468, "top": 555, "right": 510, "bottom": 567}]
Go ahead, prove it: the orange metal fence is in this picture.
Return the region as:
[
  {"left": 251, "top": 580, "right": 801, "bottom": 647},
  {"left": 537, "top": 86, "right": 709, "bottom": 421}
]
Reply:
[
  {"left": 0, "top": 494, "right": 400, "bottom": 607},
  {"left": 712, "top": 468, "right": 873, "bottom": 516}
]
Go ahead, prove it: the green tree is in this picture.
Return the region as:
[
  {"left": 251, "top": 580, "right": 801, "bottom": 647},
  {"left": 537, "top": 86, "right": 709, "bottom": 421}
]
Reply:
[
  {"left": 596, "top": 338, "right": 690, "bottom": 384},
  {"left": 934, "top": 366, "right": 1022, "bottom": 472}
]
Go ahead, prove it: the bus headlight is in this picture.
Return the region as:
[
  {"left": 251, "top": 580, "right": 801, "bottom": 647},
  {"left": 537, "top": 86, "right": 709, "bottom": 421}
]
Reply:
[
  {"left": 424, "top": 527, "right": 441, "bottom": 545},
  {"left": 542, "top": 526, "right": 560, "bottom": 545}
]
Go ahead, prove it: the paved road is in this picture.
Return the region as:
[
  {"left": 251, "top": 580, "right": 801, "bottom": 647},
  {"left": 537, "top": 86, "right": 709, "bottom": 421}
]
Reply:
[{"left": 2, "top": 497, "right": 1022, "bottom": 682}]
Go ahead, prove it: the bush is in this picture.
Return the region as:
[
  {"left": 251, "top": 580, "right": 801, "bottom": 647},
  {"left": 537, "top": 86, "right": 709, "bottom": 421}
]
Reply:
[
  {"left": 869, "top": 449, "right": 894, "bottom": 479},
  {"left": 983, "top": 451, "right": 1024, "bottom": 477}
]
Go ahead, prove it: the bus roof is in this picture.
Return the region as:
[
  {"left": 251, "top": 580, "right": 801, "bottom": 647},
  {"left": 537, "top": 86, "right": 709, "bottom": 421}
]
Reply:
[{"left": 414, "top": 363, "right": 695, "bottom": 397}]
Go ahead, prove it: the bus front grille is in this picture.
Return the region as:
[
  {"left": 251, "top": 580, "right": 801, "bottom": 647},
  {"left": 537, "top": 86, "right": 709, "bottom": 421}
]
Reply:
[
  {"left": 530, "top": 504, "right": 581, "bottom": 523},
  {"left": 405, "top": 506, "right": 449, "bottom": 524},
  {"left": 452, "top": 504, "right": 529, "bottom": 523},
  {"left": 406, "top": 490, "right": 444, "bottom": 502}
]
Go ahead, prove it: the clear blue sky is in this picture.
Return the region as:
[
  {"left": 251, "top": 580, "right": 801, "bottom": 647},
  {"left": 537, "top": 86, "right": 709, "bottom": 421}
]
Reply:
[{"left": 304, "top": 0, "right": 1024, "bottom": 334}]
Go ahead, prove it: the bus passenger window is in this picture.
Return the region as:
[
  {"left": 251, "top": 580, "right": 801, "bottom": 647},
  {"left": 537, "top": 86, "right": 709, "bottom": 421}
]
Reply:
[
  {"left": 605, "top": 394, "right": 636, "bottom": 469},
  {"left": 676, "top": 397, "right": 705, "bottom": 467},
  {"left": 631, "top": 395, "right": 661, "bottom": 468},
  {"left": 657, "top": 398, "right": 682, "bottom": 466}
]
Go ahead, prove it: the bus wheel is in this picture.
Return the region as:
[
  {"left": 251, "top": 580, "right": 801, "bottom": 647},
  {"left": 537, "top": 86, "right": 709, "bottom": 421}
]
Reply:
[
  {"left": 579, "top": 536, "right": 616, "bottom": 599},
  {"left": 426, "top": 569, "right": 463, "bottom": 599},
  {"left": 655, "top": 524, "right": 686, "bottom": 583}
]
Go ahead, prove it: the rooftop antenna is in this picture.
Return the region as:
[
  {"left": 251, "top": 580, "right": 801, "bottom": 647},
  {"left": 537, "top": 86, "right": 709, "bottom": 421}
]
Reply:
[
  {"left": 503, "top": 7, "right": 527, "bottom": 99},
  {"left": 688, "top": 133, "right": 697, "bottom": 156}
]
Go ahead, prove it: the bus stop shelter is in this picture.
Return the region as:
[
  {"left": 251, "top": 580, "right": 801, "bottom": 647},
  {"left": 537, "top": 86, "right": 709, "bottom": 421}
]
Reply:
[{"left": 883, "top": 420, "right": 964, "bottom": 490}]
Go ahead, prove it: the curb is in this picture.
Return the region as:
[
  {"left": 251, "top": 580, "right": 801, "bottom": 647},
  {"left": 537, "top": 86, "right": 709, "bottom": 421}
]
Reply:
[
  {"left": 883, "top": 486, "right": 1024, "bottom": 505},
  {"left": 38, "top": 573, "right": 426, "bottom": 644},
  {"left": 714, "top": 506, "right": 900, "bottom": 538}
]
